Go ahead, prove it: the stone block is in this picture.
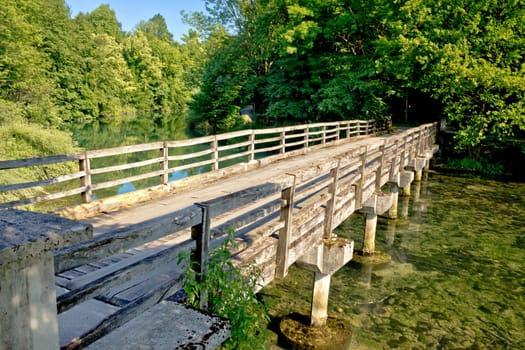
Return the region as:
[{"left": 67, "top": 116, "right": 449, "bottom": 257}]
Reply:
[{"left": 296, "top": 237, "right": 354, "bottom": 275}]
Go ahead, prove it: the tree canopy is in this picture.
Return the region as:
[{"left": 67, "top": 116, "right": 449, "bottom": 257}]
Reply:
[
  {"left": 189, "top": 0, "right": 524, "bottom": 154},
  {"left": 0, "top": 0, "right": 523, "bottom": 160}
]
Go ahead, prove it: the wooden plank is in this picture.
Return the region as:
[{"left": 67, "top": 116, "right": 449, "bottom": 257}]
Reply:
[
  {"left": 200, "top": 182, "right": 282, "bottom": 218},
  {"left": 0, "top": 171, "right": 85, "bottom": 193},
  {"left": 190, "top": 204, "right": 211, "bottom": 310},
  {"left": 167, "top": 159, "right": 215, "bottom": 174},
  {"left": 253, "top": 135, "right": 281, "bottom": 144},
  {"left": 167, "top": 148, "right": 213, "bottom": 161},
  {"left": 254, "top": 144, "right": 282, "bottom": 154},
  {"left": 284, "top": 139, "right": 306, "bottom": 148},
  {"left": 86, "top": 142, "right": 164, "bottom": 159},
  {"left": 90, "top": 170, "right": 165, "bottom": 191},
  {"left": 56, "top": 239, "right": 192, "bottom": 313},
  {"left": 54, "top": 206, "right": 201, "bottom": 273},
  {"left": 218, "top": 140, "right": 251, "bottom": 152},
  {"left": 97, "top": 261, "right": 183, "bottom": 306},
  {"left": 209, "top": 199, "right": 282, "bottom": 251},
  {"left": 275, "top": 179, "right": 296, "bottom": 278},
  {"left": 60, "top": 274, "right": 183, "bottom": 350},
  {"left": 89, "top": 157, "right": 163, "bottom": 175},
  {"left": 0, "top": 153, "right": 82, "bottom": 170},
  {"left": 166, "top": 135, "right": 215, "bottom": 147},
  {"left": 216, "top": 129, "right": 252, "bottom": 140},
  {"left": 324, "top": 164, "right": 340, "bottom": 237},
  {"left": 0, "top": 186, "right": 85, "bottom": 209}
]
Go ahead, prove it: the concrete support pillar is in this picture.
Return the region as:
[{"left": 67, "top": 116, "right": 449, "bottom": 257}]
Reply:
[
  {"left": 310, "top": 272, "right": 331, "bottom": 327},
  {"left": 362, "top": 213, "right": 378, "bottom": 255},
  {"left": 296, "top": 237, "right": 353, "bottom": 328},
  {"left": 0, "top": 210, "right": 91, "bottom": 350}
]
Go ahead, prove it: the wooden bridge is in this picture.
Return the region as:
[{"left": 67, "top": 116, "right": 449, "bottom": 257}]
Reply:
[{"left": 0, "top": 120, "right": 438, "bottom": 349}]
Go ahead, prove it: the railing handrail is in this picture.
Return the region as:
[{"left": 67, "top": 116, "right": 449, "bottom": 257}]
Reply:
[{"left": 0, "top": 119, "right": 384, "bottom": 210}]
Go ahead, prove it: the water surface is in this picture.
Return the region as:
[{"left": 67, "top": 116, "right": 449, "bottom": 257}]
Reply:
[{"left": 261, "top": 172, "right": 525, "bottom": 349}]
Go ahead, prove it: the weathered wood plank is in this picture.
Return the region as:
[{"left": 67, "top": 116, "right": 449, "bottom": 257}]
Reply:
[
  {"left": 90, "top": 170, "right": 165, "bottom": 191},
  {"left": 218, "top": 150, "right": 251, "bottom": 162},
  {"left": 0, "top": 171, "right": 85, "bottom": 193},
  {"left": 167, "top": 148, "right": 213, "bottom": 162},
  {"left": 54, "top": 206, "right": 201, "bottom": 272},
  {"left": 218, "top": 140, "right": 252, "bottom": 152},
  {"left": 57, "top": 239, "right": 192, "bottom": 314},
  {"left": 0, "top": 154, "right": 83, "bottom": 169},
  {"left": 0, "top": 187, "right": 86, "bottom": 209},
  {"left": 86, "top": 142, "right": 164, "bottom": 159},
  {"left": 199, "top": 182, "right": 282, "bottom": 218},
  {"left": 89, "top": 157, "right": 163, "bottom": 176}
]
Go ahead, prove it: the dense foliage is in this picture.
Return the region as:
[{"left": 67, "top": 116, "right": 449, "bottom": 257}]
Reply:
[
  {"left": 1, "top": 0, "right": 523, "bottom": 160},
  {"left": 189, "top": 0, "right": 524, "bottom": 154}
]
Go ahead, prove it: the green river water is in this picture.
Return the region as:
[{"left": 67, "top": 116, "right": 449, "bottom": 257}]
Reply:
[{"left": 261, "top": 172, "right": 525, "bottom": 349}]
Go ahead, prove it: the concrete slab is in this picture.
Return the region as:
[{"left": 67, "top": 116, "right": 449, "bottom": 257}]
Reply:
[{"left": 85, "top": 300, "right": 230, "bottom": 350}]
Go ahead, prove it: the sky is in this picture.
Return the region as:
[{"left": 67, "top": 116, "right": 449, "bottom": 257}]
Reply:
[{"left": 65, "top": 0, "right": 206, "bottom": 41}]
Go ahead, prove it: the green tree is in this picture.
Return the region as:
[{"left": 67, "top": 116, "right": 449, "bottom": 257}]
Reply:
[
  {"left": 375, "top": 0, "right": 525, "bottom": 154},
  {"left": 123, "top": 31, "right": 163, "bottom": 111},
  {"left": 135, "top": 14, "right": 173, "bottom": 42}
]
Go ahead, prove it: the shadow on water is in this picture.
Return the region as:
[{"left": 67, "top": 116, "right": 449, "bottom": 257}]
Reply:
[{"left": 260, "top": 172, "right": 525, "bottom": 349}]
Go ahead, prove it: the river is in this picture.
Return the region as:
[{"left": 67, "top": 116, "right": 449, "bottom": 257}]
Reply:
[{"left": 260, "top": 172, "right": 525, "bottom": 349}]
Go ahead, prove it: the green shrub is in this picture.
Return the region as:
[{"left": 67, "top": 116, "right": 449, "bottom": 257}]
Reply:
[{"left": 179, "top": 233, "right": 269, "bottom": 349}]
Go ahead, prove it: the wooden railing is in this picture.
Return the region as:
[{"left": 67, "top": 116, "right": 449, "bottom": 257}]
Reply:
[{"left": 0, "top": 119, "right": 383, "bottom": 210}]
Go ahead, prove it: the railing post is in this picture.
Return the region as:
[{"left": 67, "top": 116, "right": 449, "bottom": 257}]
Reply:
[
  {"left": 418, "top": 129, "right": 423, "bottom": 155},
  {"left": 79, "top": 151, "right": 92, "bottom": 203},
  {"left": 280, "top": 129, "right": 286, "bottom": 154},
  {"left": 376, "top": 142, "right": 386, "bottom": 190},
  {"left": 275, "top": 174, "right": 296, "bottom": 278},
  {"left": 160, "top": 141, "right": 169, "bottom": 185},
  {"left": 355, "top": 146, "right": 368, "bottom": 209},
  {"left": 324, "top": 161, "right": 340, "bottom": 238},
  {"left": 304, "top": 125, "right": 310, "bottom": 148},
  {"left": 212, "top": 136, "right": 219, "bottom": 171},
  {"left": 322, "top": 125, "right": 326, "bottom": 144},
  {"left": 335, "top": 124, "right": 340, "bottom": 141},
  {"left": 249, "top": 131, "right": 255, "bottom": 162},
  {"left": 191, "top": 203, "right": 211, "bottom": 310}
]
